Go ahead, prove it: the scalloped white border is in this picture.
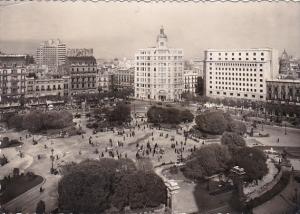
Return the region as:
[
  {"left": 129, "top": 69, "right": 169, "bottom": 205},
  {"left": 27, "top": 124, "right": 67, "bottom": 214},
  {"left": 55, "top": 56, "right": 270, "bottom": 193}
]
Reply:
[{"left": 0, "top": 0, "right": 300, "bottom": 3}]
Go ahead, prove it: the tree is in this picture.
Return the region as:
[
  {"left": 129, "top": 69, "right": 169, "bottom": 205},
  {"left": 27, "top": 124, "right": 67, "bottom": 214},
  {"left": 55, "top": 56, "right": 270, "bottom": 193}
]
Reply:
[
  {"left": 227, "top": 120, "right": 247, "bottom": 135},
  {"left": 181, "top": 144, "right": 231, "bottom": 180},
  {"left": 108, "top": 103, "right": 131, "bottom": 125},
  {"left": 181, "top": 109, "right": 194, "bottom": 123},
  {"left": 58, "top": 159, "right": 136, "bottom": 213},
  {"left": 111, "top": 171, "right": 167, "bottom": 210},
  {"left": 233, "top": 147, "right": 268, "bottom": 182},
  {"left": 147, "top": 106, "right": 193, "bottom": 124},
  {"left": 195, "top": 110, "right": 232, "bottom": 135},
  {"left": 36, "top": 200, "right": 46, "bottom": 214},
  {"left": 221, "top": 132, "right": 246, "bottom": 154}
]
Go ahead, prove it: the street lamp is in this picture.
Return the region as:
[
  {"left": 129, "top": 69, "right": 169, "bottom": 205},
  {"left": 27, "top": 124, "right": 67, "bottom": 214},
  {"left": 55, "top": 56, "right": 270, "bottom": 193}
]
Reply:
[
  {"left": 285, "top": 124, "right": 287, "bottom": 135},
  {"left": 50, "top": 148, "right": 54, "bottom": 173}
]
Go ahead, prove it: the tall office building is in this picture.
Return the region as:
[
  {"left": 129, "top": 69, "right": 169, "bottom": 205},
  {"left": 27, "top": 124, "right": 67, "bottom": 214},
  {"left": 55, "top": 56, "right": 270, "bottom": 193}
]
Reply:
[
  {"left": 36, "top": 39, "right": 66, "bottom": 72},
  {"left": 204, "top": 48, "right": 279, "bottom": 101},
  {"left": 134, "top": 27, "right": 184, "bottom": 101}
]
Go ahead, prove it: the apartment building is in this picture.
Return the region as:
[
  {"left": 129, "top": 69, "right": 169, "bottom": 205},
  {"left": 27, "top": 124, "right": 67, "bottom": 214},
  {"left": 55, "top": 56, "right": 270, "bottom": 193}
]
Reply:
[
  {"left": 65, "top": 56, "right": 97, "bottom": 95},
  {"left": 0, "top": 55, "right": 27, "bottom": 100}
]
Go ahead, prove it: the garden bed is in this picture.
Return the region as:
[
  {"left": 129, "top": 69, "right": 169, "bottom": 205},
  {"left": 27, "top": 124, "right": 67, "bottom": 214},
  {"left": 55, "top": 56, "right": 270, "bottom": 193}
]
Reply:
[
  {"left": 244, "top": 171, "right": 291, "bottom": 210},
  {"left": 0, "top": 174, "right": 43, "bottom": 204}
]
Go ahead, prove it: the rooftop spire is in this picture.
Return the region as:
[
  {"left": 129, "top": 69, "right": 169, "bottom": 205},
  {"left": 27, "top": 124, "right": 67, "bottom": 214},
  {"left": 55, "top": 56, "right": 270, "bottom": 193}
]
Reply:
[{"left": 160, "top": 26, "right": 164, "bottom": 35}]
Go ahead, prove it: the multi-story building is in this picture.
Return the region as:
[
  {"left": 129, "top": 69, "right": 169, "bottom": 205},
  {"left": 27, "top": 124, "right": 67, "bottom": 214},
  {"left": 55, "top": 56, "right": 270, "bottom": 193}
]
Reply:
[
  {"left": 134, "top": 27, "right": 184, "bottom": 101},
  {"left": 266, "top": 79, "right": 300, "bottom": 104},
  {"left": 97, "top": 70, "right": 110, "bottom": 92},
  {"left": 192, "top": 57, "right": 204, "bottom": 77},
  {"left": 67, "top": 48, "right": 93, "bottom": 57},
  {"left": 183, "top": 69, "right": 200, "bottom": 94},
  {"left": 0, "top": 55, "right": 27, "bottom": 100},
  {"left": 279, "top": 50, "right": 300, "bottom": 79},
  {"left": 65, "top": 56, "right": 98, "bottom": 95},
  {"left": 25, "top": 76, "right": 64, "bottom": 98},
  {"left": 113, "top": 68, "right": 134, "bottom": 89},
  {"left": 204, "top": 48, "right": 279, "bottom": 101},
  {"left": 36, "top": 39, "right": 66, "bottom": 72}
]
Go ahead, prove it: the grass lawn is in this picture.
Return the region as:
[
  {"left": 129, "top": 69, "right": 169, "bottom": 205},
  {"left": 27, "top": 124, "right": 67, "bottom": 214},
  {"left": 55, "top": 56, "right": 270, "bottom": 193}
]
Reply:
[{"left": 0, "top": 174, "right": 43, "bottom": 204}]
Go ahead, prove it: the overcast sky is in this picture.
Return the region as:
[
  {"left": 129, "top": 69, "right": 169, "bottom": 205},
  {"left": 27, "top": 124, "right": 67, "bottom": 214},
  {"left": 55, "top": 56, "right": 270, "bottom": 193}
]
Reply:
[{"left": 0, "top": 2, "right": 300, "bottom": 59}]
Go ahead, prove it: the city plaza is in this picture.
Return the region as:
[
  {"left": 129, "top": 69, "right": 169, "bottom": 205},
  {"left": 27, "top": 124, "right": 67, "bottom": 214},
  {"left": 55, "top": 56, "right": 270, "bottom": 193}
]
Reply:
[{"left": 1, "top": 100, "right": 300, "bottom": 213}]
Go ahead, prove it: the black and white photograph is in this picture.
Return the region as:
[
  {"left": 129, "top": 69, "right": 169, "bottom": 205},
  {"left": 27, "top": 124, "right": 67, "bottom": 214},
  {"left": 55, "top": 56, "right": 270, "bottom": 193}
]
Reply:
[{"left": 0, "top": 1, "right": 300, "bottom": 213}]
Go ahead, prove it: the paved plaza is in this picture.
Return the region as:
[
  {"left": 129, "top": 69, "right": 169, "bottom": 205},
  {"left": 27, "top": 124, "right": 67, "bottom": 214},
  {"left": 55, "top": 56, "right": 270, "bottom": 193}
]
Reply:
[{"left": 1, "top": 102, "right": 300, "bottom": 213}]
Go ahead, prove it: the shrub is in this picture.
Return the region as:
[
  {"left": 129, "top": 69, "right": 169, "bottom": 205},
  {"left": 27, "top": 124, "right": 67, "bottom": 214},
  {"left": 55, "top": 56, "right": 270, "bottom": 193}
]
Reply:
[
  {"left": 147, "top": 106, "right": 194, "bottom": 124},
  {"left": 58, "top": 159, "right": 138, "bottom": 213},
  {"left": 233, "top": 147, "right": 268, "bottom": 182},
  {"left": 228, "top": 120, "right": 247, "bottom": 135},
  {"left": 111, "top": 171, "right": 167, "bottom": 210},
  {"left": 195, "top": 110, "right": 231, "bottom": 135},
  {"left": 181, "top": 144, "right": 231, "bottom": 180},
  {"left": 221, "top": 132, "right": 246, "bottom": 154},
  {"left": 108, "top": 104, "right": 131, "bottom": 125},
  {"left": 8, "top": 110, "right": 73, "bottom": 133}
]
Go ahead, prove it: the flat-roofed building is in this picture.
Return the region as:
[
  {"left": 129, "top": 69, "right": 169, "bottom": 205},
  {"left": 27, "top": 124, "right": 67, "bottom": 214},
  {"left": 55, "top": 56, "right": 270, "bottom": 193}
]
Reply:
[
  {"left": 65, "top": 56, "right": 98, "bottom": 95},
  {"left": 25, "top": 76, "right": 64, "bottom": 98},
  {"left": 0, "top": 55, "right": 27, "bottom": 100},
  {"left": 266, "top": 79, "right": 300, "bottom": 104},
  {"left": 204, "top": 48, "right": 279, "bottom": 101}
]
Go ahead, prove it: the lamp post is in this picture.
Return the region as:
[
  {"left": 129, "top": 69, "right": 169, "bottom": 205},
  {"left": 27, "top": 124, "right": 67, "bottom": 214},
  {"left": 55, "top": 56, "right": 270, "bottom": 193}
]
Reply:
[
  {"left": 285, "top": 123, "right": 287, "bottom": 135},
  {"left": 50, "top": 148, "right": 54, "bottom": 173}
]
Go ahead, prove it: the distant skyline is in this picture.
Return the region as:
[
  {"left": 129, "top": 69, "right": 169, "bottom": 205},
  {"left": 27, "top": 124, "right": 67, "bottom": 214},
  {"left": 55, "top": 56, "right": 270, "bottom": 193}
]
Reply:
[{"left": 0, "top": 2, "right": 300, "bottom": 60}]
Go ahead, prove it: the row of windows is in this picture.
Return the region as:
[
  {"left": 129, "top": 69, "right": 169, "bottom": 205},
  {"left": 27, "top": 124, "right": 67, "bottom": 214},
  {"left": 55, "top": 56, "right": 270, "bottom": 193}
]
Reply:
[
  {"left": 138, "top": 50, "right": 182, "bottom": 55},
  {"left": 72, "top": 83, "right": 95, "bottom": 89},
  {"left": 211, "top": 72, "right": 261, "bottom": 77},
  {"left": 209, "top": 52, "right": 265, "bottom": 56},
  {"left": 209, "top": 90, "right": 264, "bottom": 99},
  {"left": 71, "top": 67, "right": 97, "bottom": 72},
  {"left": 71, "top": 77, "right": 96, "bottom": 82},
  {"left": 136, "top": 56, "right": 183, "bottom": 60},
  {"left": 213, "top": 77, "right": 262, "bottom": 81},
  {"left": 35, "top": 85, "right": 62, "bottom": 91},
  {"left": 212, "top": 81, "right": 263, "bottom": 86},
  {"left": 137, "top": 62, "right": 183, "bottom": 66},
  {"left": 211, "top": 86, "right": 261, "bottom": 92},
  {"left": 208, "top": 57, "right": 264, "bottom": 61},
  {"left": 213, "top": 62, "right": 263, "bottom": 67},
  {"left": 210, "top": 67, "right": 263, "bottom": 72}
]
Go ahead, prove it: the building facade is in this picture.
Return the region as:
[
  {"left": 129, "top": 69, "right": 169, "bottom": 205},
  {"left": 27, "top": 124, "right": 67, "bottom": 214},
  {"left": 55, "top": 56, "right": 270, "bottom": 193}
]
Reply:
[
  {"left": 113, "top": 68, "right": 134, "bottom": 89},
  {"left": 65, "top": 56, "right": 98, "bottom": 95},
  {"left": 204, "top": 48, "right": 279, "bottom": 101},
  {"left": 183, "top": 69, "right": 200, "bottom": 94},
  {"left": 67, "top": 48, "right": 93, "bottom": 57},
  {"left": 36, "top": 39, "right": 66, "bottom": 72},
  {"left": 0, "top": 55, "right": 27, "bottom": 100},
  {"left": 134, "top": 27, "right": 184, "bottom": 101},
  {"left": 25, "top": 77, "right": 64, "bottom": 98},
  {"left": 279, "top": 50, "right": 300, "bottom": 79},
  {"left": 266, "top": 79, "right": 300, "bottom": 104}
]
